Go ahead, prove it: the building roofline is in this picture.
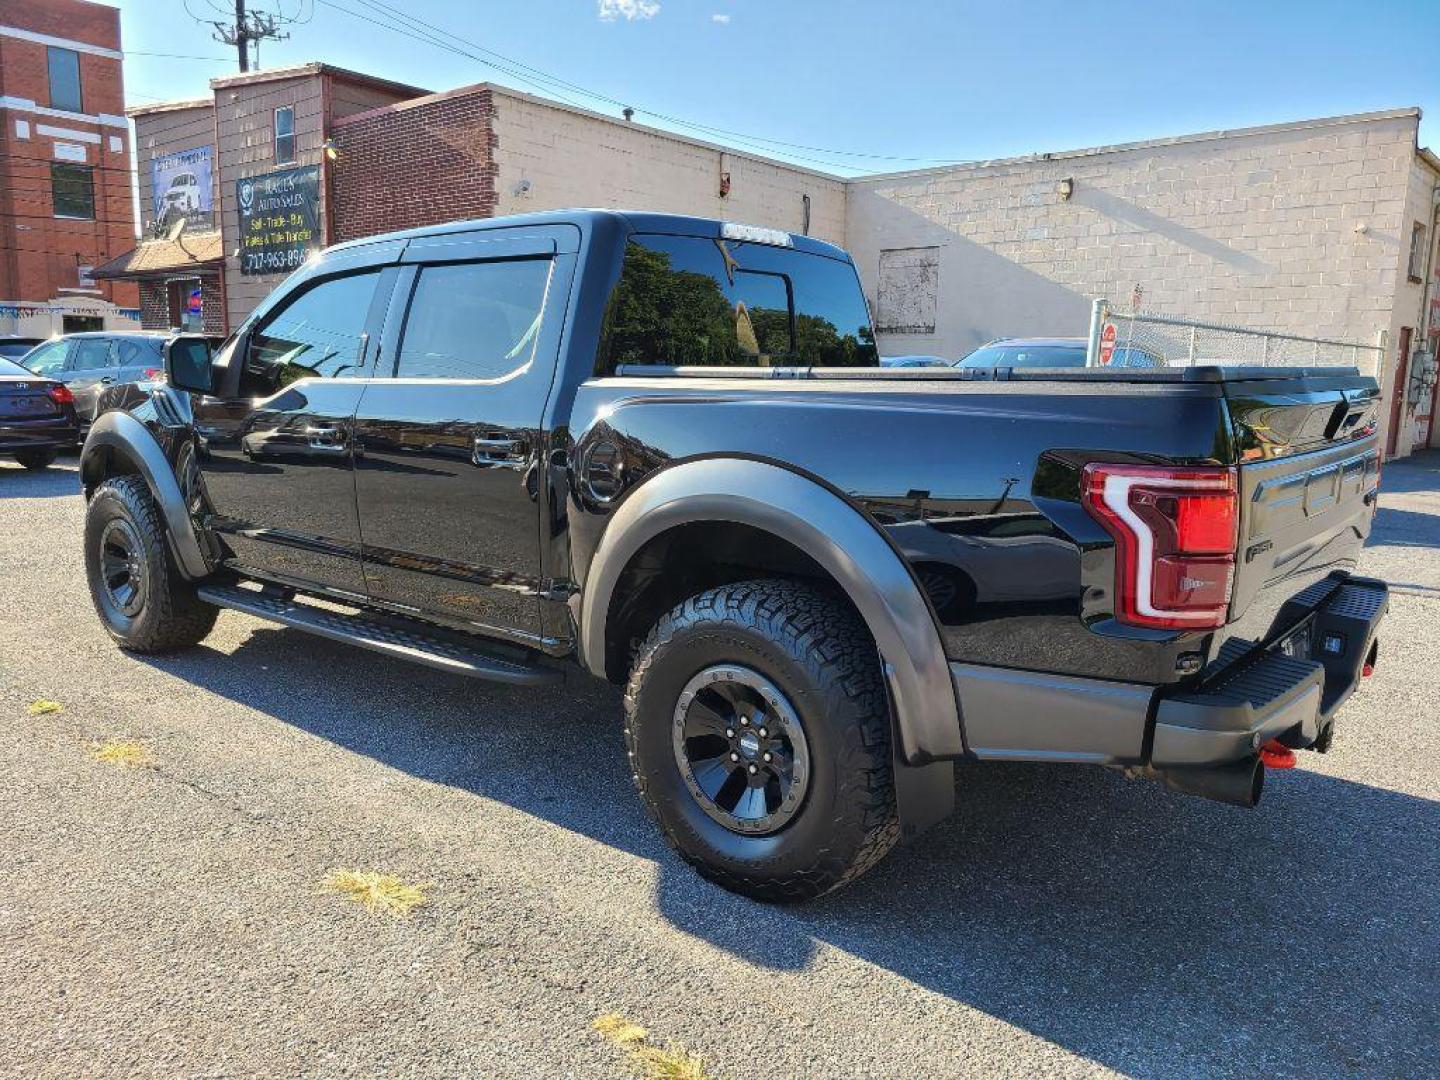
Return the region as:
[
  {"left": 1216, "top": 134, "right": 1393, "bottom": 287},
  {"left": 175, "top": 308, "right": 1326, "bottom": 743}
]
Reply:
[
  {"left": 854, "top": 107, "right": 1426, "bottom": 184},
  {"left": 210, "top": 62, "right": 428, "bottom": 99},
  {"left": 334, "top": 79, "right": 846, "bottom": 182},
  {"left": 125, "top": 97, "right": 213, "bottom": 118},
  {"left": 488, "top": 83, "right": 845, "bottom": 182}
]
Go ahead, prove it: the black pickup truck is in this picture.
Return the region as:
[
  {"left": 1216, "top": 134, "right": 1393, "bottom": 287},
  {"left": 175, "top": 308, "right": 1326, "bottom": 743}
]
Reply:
[{"left": 79, "top": 211, "right": 1388, "bottom": 901}]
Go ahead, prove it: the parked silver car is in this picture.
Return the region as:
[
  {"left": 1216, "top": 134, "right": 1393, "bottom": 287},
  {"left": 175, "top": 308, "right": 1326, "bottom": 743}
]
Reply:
[
  {"left": 955, "top": 336, "right": 1165, "bottom": 369},
  {"left": 18, "top": 332, "right": 167, "bottom": 430}
]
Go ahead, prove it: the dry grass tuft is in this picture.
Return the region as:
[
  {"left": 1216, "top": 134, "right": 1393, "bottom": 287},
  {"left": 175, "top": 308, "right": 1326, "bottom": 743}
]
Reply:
[
  {"left": 323, "top": 869, "right": 429, "bottom": 918},
  {"left": 88, "top": 738, "right": 152, "bottom": 767},
  {"left": 593, "top": 1013, "right": 716, "bottom": 1080},
  {"left": 26, "top": 699, "right": 63, "bottom": 716}
]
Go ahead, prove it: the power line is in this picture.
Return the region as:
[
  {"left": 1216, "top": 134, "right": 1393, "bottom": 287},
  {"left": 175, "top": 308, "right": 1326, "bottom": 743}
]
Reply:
[
  {"left": 185, "top": 0, "right": 304, "bottom": 72},
  {"left": 125, "top": 50, "right": 234, "bottom": 62},
  {"left": 318, "top": 0, "right": 972, "bottom": 171}
]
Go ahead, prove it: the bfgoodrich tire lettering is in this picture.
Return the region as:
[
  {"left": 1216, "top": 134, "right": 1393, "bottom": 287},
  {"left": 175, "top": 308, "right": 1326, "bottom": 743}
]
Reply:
[
  {"left": 624, "top": 579, "right": 899, "bottom": 902},
  {"left": 84, "top": 475, "right": 217, "bottom": 653}
]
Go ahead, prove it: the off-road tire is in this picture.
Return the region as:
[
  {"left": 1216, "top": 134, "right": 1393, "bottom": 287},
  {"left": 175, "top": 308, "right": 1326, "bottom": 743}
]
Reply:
[
  {"left": 624, "top": 579, "right": 899, "bottom": 902},
  {"left": 84, "top": 475, "right": 217, "bottom": 653},
  {"left": 15, "top": 449, "right": 57, "bottom": 470}
]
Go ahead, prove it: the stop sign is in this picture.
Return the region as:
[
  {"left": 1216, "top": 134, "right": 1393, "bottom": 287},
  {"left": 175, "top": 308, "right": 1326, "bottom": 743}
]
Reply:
[{"left": 1098, "top": 323, "right": 1117, "bottom": 366}]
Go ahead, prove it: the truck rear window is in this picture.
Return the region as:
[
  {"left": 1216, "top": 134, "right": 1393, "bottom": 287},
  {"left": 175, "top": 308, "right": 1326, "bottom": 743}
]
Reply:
[{"left": 597, "top": 234, "right": 877, "bottom": 372}]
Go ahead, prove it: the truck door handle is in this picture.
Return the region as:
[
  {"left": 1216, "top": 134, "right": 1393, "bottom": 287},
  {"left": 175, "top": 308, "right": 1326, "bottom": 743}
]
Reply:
[{"left": 472, "top": 434, "right": 526, "bottom": 470}]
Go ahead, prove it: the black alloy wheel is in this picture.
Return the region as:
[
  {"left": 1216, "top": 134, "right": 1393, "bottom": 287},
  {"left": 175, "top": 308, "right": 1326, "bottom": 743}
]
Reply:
[
  {"left": 672, "top": 664, "right": 811, "bottom": 835},
  {"left": 99, "top": 518, "right": 148, "bottom": 617}
]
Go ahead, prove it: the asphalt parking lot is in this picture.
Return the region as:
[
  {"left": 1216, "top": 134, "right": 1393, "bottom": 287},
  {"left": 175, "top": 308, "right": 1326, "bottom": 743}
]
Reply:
[{"left": 1, "top": 452, "right": 1436, "bottom": 1079}]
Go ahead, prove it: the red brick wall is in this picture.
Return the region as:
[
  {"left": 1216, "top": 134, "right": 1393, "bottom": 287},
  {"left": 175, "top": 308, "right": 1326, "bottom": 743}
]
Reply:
[
  {"left": 138, "top": 279, "right": 169, "bottom": 330},
  {"left": 201, "top": 274, "right": 226, "bottom": 334},
  {"left": 329, "top": 87, "right": 499, "bottom": 243},
  {"left": 136, "top": 274, "right": 225, "bottom": 333},
  {"left": 0, "top": 0, "right": 138, "bottom": 312}
]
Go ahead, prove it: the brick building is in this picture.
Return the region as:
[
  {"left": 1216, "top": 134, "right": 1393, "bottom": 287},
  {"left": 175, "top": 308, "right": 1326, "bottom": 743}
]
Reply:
[
  {"left": 96, "top": 64, "right": 424, "bottom": 333},
  {"left": 99, "top": 72, "right": 843, "bottom": 333},
  {"left": 0, "top": 0, "right": 138, "bottom": 337}
]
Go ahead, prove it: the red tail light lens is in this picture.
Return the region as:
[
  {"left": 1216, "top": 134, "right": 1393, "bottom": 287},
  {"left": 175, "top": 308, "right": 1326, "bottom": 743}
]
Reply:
[
  {"left": 46, "top": 384, "right": 74, "bottom": 405},
  {"left": 1082, "top": 463, "right": 1238, "bottom": 630}
]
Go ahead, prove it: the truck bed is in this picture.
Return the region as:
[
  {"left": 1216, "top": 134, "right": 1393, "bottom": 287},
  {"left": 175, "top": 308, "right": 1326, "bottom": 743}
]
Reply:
[{"left": 573, "top": 364, "right": 1382, "bottom": 690}]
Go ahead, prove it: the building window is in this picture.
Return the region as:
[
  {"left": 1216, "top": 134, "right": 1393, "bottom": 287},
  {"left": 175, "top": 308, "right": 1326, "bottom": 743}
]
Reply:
[
  {"left": 47, "top": 47, "right": 82, "bottom": 112},
  {"left": 52, "top": 164, "right": 95, "bottom": 219},
  {"left": 1409, "top": 221, "right": 1429, "bottom": 284},
  {"left": 274, "top": 106, "right": 296, "bottom": 165}
]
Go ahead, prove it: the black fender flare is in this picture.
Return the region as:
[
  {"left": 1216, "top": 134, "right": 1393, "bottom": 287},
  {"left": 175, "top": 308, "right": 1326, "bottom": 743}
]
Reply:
[
  {"left": 80, "top": 411, "right": 211, "bottom": 581},
  {"left": 577, "top": 457, "right": 965, "bottom": 766}
]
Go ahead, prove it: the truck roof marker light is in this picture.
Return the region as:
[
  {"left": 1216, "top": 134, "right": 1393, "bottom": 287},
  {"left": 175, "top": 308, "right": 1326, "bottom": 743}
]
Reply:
[
  {"left": 1082, "top": 463, "right": 1238, "bottom": 631},
  {"left": 721, "top": 222, "right": 793, "bottom": 247}
]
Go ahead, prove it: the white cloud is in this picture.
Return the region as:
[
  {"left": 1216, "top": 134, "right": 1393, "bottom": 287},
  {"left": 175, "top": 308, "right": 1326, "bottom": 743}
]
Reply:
[
  {"left": 598, "top": 0, "right": 660, "bottom": 20},
  {"left": 711, "top": 13, "right": 731, "bottom": 23}
]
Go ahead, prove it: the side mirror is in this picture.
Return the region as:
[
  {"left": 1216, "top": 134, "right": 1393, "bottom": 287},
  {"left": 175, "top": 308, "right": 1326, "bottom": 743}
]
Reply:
[{"left": 165, "top": 334, "right": 214, "bottom": 395}]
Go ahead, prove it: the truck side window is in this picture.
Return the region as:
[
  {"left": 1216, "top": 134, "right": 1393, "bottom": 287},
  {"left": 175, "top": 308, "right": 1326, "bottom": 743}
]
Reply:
[
  {"left": 244, "top": 270, "right": 380, "bottom": 392},
  {"left": 597, "top": 235, "right": 877, "bottom": 372},
  {"left": 394, "top": 259, "right": 551, "bottom": 381}
]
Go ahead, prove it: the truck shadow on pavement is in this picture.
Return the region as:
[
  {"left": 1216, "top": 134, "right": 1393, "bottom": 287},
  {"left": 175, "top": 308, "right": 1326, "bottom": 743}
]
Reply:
[{"left": 146, "top": 628, "right": 1436, "bottom": 1079}]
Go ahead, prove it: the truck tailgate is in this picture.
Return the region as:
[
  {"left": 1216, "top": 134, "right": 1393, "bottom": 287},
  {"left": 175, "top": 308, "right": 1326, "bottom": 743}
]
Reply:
[{"left": 1213, "top": 374, "right": 1382, "bottom": 673}]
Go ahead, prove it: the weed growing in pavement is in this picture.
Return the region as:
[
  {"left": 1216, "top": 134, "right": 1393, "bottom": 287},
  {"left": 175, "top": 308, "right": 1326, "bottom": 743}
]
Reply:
[
  {"left": 593, "top": 1012, "right": 716, "bottom": 1080},
  {"left": 323, "top": 870, "right": 429, "bottom": 918},
  {"left": 87, "top": 738, "right": 152, "bottom": 767}
]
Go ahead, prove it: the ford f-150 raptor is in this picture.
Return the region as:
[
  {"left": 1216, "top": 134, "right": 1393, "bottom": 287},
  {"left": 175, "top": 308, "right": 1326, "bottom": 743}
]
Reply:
[{"left": 79, "top": 210, "right": 1388, "bottom": 901}]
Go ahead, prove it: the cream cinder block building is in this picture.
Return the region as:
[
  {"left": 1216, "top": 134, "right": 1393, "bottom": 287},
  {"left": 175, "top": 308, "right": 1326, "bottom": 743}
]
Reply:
[{"left": 846, "top": 109, "right": 1440, "bottom": 457}]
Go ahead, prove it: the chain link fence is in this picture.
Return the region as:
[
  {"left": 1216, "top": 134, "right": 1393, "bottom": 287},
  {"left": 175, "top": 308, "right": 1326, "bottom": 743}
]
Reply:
[{"left": 1085, "top": 299, "right": 1387, "bottom": 377}]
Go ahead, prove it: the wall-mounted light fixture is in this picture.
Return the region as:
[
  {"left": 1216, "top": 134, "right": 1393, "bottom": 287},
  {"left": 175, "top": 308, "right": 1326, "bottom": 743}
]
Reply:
[{"left": 1058, "top": 178, "right": 1074, "bottom": 201}]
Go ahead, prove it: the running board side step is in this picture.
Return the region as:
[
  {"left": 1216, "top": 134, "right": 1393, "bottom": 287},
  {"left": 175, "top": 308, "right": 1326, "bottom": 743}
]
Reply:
[{"left": 197, "top": 585, "right": 561, "bottom": 687}]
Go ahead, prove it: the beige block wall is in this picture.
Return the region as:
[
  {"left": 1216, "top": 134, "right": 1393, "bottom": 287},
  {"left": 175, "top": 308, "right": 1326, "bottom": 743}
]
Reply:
[
  {"left": 490, "top": 88, "right": 846, "bottom": 246},
  {"left": 847, "top": 111, "right": 1424, "bottom": 366}
]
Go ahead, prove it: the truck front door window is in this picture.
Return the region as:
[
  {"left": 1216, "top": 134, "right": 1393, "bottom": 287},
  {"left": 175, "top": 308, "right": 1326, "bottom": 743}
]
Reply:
[{"left": 244, "top": 271, "right": 380, "bottom": 394}]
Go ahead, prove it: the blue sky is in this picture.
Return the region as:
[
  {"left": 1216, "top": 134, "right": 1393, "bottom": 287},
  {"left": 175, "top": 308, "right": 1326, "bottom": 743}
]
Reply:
[{"left": 117, "top": 0, "right": 1438, "bottom": 175}]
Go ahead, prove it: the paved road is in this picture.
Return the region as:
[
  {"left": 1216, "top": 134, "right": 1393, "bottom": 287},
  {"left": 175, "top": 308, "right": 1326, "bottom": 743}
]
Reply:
[{"left": 1, "top": 452, "right": 1436, "bottom": 1079}]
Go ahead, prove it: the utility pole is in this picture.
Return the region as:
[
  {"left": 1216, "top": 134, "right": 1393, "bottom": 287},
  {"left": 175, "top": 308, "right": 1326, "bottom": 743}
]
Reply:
[{"left": 210, "top": 0, "right": 290, "bottom": 73}]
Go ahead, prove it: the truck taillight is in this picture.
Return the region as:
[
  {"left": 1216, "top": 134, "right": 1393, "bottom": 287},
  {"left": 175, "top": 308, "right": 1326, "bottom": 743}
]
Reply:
[
  {"left": 46, "top": 384, "right": 74, "bottom": 405},
  {"left": 1081, "top": 463, "right": 1238, "bottom": 631}
]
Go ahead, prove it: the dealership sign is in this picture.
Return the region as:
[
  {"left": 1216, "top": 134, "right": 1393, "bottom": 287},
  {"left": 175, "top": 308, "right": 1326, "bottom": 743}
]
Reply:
[
  {"left": 151, "top": 145, "right": 214, "bottom": 229},
  {"left": 237, "top": 165, "right": 321, "bottom": 276}
]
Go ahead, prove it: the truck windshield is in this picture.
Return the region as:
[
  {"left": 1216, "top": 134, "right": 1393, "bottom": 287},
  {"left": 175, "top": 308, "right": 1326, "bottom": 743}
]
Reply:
[{"left": 597, "top": 234, "right": 877, "bottom": 372}]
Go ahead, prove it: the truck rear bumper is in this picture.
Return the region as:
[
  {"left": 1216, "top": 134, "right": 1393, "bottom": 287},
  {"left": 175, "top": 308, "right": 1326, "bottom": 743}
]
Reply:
[{"left": 1150, "top": 577, "right": 1388, "bottom": 767}]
